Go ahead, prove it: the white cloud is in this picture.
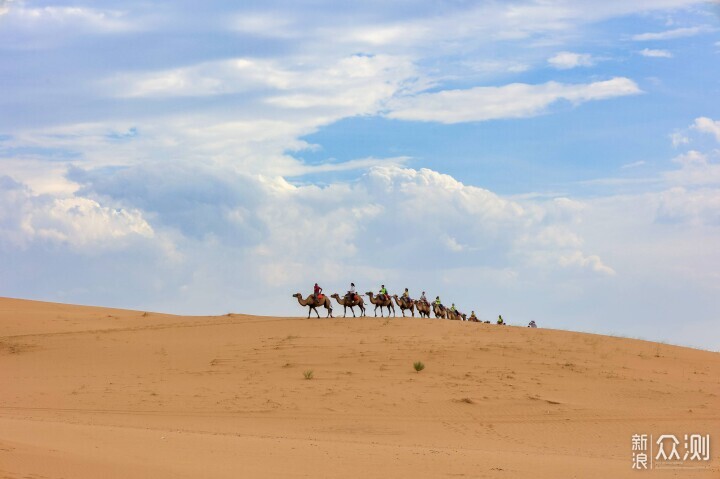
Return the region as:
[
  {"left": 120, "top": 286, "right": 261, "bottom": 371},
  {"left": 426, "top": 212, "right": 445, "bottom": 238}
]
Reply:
[
  {"left": 656, "top": 187, "right": 720, "bottom": 226},
  {"left": 0, "top": 176, "right": 154, "bottom": 250},
  {"left": 692, "top": 117, "right": 720, "bottom": 142},
  {"left": 52, "top": 163, "right": 613, "bottom": 284},
  {"left": 666, "top": 150, "right": 720, "bottom": 186},
  {"left": 672, "top": 150, "right": 708, "bottom": 167},
  {"left": 109, "top": 58, "right": 294, "bottom": 98},
  {"left": 621, "top": 160, "right": 647, "bottom": 169},
  {"left": 2, "top": 4, "right": 132, "bottom": 32},
  {"left": 639, "top": 48, "right": 673, "bottom": 58},
  {"left": 670, "top": 131, "right": 690, "bottom": 147},
  {"left": 558, "top": 251, "right": 616, "bottom": 276},
  {"left": 109, "top": 54, "right": 420, "bottom": 102},
  {"left": 632, "top": 25, "right": 714, "bottom": 41},
  {"left": 547, "top": 51, "right": 594, "bottom": 69},
  {"left": 386, "top": 77, "right": 641, "bottom": 124}
]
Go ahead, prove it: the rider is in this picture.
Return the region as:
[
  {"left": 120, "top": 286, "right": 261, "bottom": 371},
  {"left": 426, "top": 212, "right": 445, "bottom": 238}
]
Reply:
[
  {"left": 469, "top": 311, "right": 478, "bottom": 321},
  {"left": 401, "top": 288, "right": 411, "bottom": 303},
  {"left": 419, "top": 291, "right": 427, "bottom": 304},
  {"left": 379, "top": 284, "right": 388, "bottom": 301},
  {"left": 346, "top": 282, "right": 357, "bottom": 301},
  {"left": 435, "top": 296, "right": 443, "bottom": 309},
  {"left": 313, "top": 283, "right": 322, "bottom": 301},
  {"left": 497, "top": 314, "right": 504, "bottom": 325}
]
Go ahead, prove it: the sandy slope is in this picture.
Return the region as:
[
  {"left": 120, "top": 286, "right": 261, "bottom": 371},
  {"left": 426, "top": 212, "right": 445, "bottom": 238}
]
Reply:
[{"left": 0, "top": 297, "right": 718, "bottom": 478}]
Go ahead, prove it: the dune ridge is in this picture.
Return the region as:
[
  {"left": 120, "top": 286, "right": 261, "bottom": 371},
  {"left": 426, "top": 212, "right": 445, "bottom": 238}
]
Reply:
[{"left": 0, "top": 297, "right": 718, "bottom": 478}]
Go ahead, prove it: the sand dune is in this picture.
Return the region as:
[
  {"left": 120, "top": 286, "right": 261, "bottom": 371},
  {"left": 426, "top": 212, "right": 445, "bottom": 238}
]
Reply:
[{"left": 0, "top": 297, "right": 718, "bottom": 478}]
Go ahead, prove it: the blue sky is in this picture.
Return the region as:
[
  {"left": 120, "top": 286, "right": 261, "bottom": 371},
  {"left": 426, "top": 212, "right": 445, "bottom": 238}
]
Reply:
[{"left": 1, "top": 0, "right": 719, "bottom": 349}]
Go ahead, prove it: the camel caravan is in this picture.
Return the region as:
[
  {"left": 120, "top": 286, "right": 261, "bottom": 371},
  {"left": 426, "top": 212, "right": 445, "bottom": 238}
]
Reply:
[{"left": 293, "top": 282, "right": 518, "bottom": 325}]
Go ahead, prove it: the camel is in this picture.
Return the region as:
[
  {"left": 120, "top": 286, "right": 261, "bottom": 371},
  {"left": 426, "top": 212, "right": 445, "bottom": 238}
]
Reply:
[
  {"left": 416, "top": 300, "right": 431, "bottom": 318},
  {"left": 292, "top": 293, "right": 333, "bottom": 318},
  {"left": 330, "top": 293, "right": 366, "bottom": 318},
  {"left": 365, "top": 292, "right": 395, "bottom": 317},
  {"left": 392, "top": 295, "right": 415, "bottom": 317},
  {"left": 447, "top": 310, "right": 466, "bottom": 321},
  {"left": 433, "top": 303, "right": 446, "bottom": 319}
]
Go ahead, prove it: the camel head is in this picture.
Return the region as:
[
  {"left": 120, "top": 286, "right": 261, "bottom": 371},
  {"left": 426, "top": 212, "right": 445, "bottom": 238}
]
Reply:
[
  {"left": 292, "top": 293, "right": 301, "bottom": 298},
  {"left": 330, "top": 293, "right": 339, "bottom": 299},
  {"left": 365, "top": 291, "right": 373, "bottom": 296}
]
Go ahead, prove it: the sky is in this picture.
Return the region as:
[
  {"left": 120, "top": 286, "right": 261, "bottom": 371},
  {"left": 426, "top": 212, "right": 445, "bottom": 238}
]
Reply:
[{"left": 1, "top": 0, "right": 719, "bottom": 350}]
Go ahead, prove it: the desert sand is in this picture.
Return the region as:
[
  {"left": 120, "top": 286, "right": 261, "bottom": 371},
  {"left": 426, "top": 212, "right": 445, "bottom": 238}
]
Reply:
[{"left": 0, "top": 297, "right": 718, "bottom": 478}]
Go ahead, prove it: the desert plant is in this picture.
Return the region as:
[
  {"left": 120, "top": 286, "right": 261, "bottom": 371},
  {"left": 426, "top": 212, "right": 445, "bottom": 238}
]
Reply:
[
  {"left": 413, "top": 361, "right": 425, "bottom": 373},
  {"left": 303, "top": 370, "right": 314, "bottom": 380}
]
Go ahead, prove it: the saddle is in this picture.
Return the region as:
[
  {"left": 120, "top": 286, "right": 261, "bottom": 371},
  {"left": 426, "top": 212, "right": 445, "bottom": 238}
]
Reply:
[
  {"left": 316, "top": 294, "right": 325, "bottom": 301},
  {"left": 345, "top": 293, "right": 360, "bottom": 302}
]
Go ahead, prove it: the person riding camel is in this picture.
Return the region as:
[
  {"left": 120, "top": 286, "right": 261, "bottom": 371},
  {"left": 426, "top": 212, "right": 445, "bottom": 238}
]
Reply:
[
  {"left": 313, "top": 283, "right": 322, "bottom": 301},
  {"left": 379, "top": 285, "right": 388, "bottom": 301},
  {"left": 419, "top": 291, "right": 427, "bottom": 305},
  {"left": 346, "top": 283, "right": 357, "bottom": 302},
  {"left": 401, "top": 288, "right": 411, "bottom": 304},
  {"left": 435, "top": 296, "right": 443, "bottom": 309},
  {"left": 497, "top": 314, "right": 504, "bottom": 325},
  {"left": 469, "top": 311, "right": 478, "bottom": 322}
]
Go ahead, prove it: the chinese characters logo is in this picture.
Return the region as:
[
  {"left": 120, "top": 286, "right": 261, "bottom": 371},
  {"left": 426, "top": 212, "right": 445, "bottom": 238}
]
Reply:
[{"left": 632, "top": 433, "right": 711, "bottom": 470}]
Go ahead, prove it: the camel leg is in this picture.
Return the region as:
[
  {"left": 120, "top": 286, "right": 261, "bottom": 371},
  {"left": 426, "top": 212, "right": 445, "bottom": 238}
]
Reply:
[
  {"left": 314, "top": 306, "right": 320, "bottom": 318},
  {"left": 351, "top": 306, "right": 356, "bottom": 318},
  {"left": 343, "top": 305, "right": 347, "bottom": 318}
]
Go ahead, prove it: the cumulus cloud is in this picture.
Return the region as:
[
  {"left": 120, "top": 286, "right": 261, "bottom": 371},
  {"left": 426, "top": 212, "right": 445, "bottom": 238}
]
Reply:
[
  {"left": 0, "top": 176, "right": 153, "bottom": 250},
  {"left": 665, "top": 150, "right": 720, "bottom": 186},
  {"left": 656, "top": 187, "right": 720, "bottom": 226},
  {"left": 632, "top": 25, "right": 714, "bottom": 41},
  {"left": 386, "top": 77, "right": 641, "bottom": 124},
  {"left": 58, "top": 164, "right": 613, "bottom": 284},
  {"left": 639, "top": 48, "right": 673, "bottom": 58},
  {"left": 547, "top": 51, "right": 594, "bottom": 69},
  {"left": 692, "top": 117, "right": 720, "bottom": 142}
]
